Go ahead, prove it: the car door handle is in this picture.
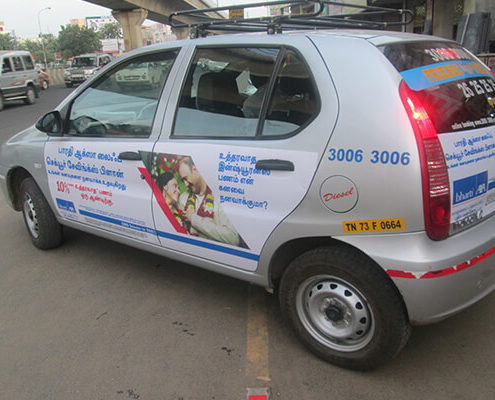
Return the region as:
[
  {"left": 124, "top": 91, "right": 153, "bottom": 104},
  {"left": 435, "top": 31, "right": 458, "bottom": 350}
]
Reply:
[
  {"left": 255, "top": 159, "right": 294, "bottom": 171},
  {"left": 118, "top": 151, "right": 141, "bottom": 161}
]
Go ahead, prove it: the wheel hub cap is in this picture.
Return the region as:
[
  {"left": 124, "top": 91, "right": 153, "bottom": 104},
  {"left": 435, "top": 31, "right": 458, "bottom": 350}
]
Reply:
[
  {"left": 296, "top": 276, "right": 374, "bottom": 352},
  {"left": 324, "top": 303, "right": 344, "bottom": 322},
  {"left": 23, "top": 194, "right": 39, "bottom": 238}
]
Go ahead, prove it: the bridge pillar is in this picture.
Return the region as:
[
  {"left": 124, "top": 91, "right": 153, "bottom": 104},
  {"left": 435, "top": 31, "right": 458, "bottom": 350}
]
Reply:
[
  {"left": 112, "top": 8, "right": 148, "bottom": 51},
  {"left": 432, "top": 0, "right": 454, "bottom": 39}
]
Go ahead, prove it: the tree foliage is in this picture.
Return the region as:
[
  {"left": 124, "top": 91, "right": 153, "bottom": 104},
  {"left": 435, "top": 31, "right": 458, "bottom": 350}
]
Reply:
[
  {"left": 0, "top": 33, "right": 14, "bottom": 50},
  {"left": 98, "top": 22, "right": 123, "bottom": 40},
  {"left": 19, "top": 34, "right": 58, "bottom": 64},
  {"left": 18, "top": 39, "right": 41, "bottom": 59},
  {"left": 58, "top": 24, "right": 102, "bottom": 59}
]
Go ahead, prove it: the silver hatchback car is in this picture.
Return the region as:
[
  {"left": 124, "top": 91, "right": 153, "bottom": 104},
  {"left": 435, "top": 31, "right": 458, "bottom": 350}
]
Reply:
[{"left": 1, "top": 26, "right": 495, "bottom": 370}]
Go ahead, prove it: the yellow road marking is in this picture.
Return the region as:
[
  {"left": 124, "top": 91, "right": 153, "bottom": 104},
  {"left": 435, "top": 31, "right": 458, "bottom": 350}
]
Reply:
[{"left": 246, "top": 285, "right": 270, "bottom": 381}]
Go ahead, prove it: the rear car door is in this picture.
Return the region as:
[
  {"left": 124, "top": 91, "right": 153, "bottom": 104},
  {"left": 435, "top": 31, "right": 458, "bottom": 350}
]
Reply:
[
  {"left": 144, "top": 37, "right": 338, "bottom": 271},
  {"left": 43, "top": 49, "right": 180, "bottom": 245},
  {"left": 10, "top": 55, "right": 27, "bottom": 96}
]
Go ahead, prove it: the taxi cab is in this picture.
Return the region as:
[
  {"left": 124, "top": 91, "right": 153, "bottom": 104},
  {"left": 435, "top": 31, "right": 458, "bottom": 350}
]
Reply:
[{"left": 1, "top": 4, "right": 495, "bottom": 370}]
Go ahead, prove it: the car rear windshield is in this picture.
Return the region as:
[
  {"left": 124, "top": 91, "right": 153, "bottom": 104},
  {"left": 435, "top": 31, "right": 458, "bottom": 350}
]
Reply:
[{"left": 380, "top": 41, "right": 495, "bottom": 133}]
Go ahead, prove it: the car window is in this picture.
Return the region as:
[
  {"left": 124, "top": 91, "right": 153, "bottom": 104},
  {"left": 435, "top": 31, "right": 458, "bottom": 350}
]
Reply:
[
  {"left": 73, "top": 57, "right": 97, "bottom": 67},
  {"left": 22, "top": 55, "right": 34, "bottom": 70},
  {"left": 2, "top": 57, "right": 12, "bottom": 73},
  {"left": 67, "top": 50, "right": 178, "bottom": 138},
  {"left": 173, "top": 47, "right": 318, "bottom": 139},
  {"left": 12, "top": 56, "right": 24, "bottom": 71},
  {"left": 173, "top": 47, "right": 280, "bottom": 138},
  {"left": 262, "top": 50, "right": 318, "bottom": 136},
  {"left": 381, "top": 41, "right": 495, "bottom": 133}
]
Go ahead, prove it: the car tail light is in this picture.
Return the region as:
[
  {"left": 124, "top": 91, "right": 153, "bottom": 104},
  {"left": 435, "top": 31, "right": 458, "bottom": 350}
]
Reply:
[{"left": 399, "top": 80, "right": 450, "bottom": 240}]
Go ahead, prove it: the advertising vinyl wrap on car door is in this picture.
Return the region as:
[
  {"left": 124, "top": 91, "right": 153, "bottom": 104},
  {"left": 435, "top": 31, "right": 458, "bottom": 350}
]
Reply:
[
  {"left": 143, "top": 143, "right": 317, "bottom": 271},
  {"left": 44, "top": 140, "right": 160, "bottom": 245},
  {"left": 383, "top": 41, "right": 495, "bottom": 232}
]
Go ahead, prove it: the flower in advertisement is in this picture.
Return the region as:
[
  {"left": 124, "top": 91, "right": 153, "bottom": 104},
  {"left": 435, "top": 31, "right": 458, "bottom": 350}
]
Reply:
[{"left": 185, "top": 186, "right": 215, "bottom": 219}]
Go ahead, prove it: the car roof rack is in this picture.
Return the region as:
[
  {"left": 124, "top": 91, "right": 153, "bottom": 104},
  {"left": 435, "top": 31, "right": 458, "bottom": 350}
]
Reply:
[{"left": 169, "top": 0, "right": 414, "bottom": 38}]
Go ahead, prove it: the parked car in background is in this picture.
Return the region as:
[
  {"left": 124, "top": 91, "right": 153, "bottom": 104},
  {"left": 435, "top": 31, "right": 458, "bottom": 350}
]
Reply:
[
  {"left": 0, "top": 50, "right": 40, "bottom": 111},
  {"left": 64, "top": 53, "right": 112, "bottom": 87},
  {"left": 115, "top": 61, "right": 164, "bottom": 89}
]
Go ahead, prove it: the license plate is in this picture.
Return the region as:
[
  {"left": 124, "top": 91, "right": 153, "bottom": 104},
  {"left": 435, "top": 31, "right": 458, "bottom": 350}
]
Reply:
[{"left": 342, "top": 218, "right": 405, "bottom": 233}]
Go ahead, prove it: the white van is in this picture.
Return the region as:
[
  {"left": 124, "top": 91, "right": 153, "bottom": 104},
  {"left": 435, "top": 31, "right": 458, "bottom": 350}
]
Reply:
[{"left": 0, "top": 50, "right": 40, "bottom": 111}]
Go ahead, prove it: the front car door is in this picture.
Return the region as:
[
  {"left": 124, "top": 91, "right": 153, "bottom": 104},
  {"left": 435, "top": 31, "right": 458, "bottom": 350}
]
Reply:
[
  {"left": 1, "top": 56, "right": 24, "bottom": 97},
  {"left": 1, "top": 56, "right": 17, "bottom": 96},
  {"left": 43, "top": 48, "right": 180, "bottom": 245}
]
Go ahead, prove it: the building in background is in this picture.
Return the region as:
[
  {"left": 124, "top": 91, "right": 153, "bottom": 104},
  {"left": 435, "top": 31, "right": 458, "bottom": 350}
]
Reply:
[
  {"left": 371, "top": 0, "right": 494, "bottom": 53},
  {"left": 85, "top": 15, "right": 116, "bottom": 31},
  {"left": 141, "top": 23, "right": 176, "bottom": 46},
  {"left": 70, "top": 18, "right": 85, "bottom": 29},
  {"left": 84, "top": 16, "right": 124, "bottom": 56}
]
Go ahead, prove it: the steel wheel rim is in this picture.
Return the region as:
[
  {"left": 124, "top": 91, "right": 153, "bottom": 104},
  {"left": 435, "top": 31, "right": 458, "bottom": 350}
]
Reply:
[
  {"left": 23, "top": 193, "right": 39, "bottom": 238},
  {"left": 296, "top": 275, "right": 374, "bottom": 352}
]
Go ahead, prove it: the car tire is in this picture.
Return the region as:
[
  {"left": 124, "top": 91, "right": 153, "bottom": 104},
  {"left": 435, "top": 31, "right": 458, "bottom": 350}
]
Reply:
[
  {"left": 20, "top": 178, "right": 63, "bottom": 250},
  {"left": 24, "top": 86, "right": 36, "bottom": 105},
  {"left": 279, "top": 245, "right": 411, "bottom": 370},
  {"left": 42, "top": 80, "right": 49, "bottom": 90}
]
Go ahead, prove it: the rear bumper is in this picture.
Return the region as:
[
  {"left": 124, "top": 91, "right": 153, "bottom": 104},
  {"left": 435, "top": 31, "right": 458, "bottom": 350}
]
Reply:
[
  {"left": 338, "top": 216, "right": 495, "bottom": 324},
  {"left": 391, "top": 245, "right": 495, "bottom": 324}
]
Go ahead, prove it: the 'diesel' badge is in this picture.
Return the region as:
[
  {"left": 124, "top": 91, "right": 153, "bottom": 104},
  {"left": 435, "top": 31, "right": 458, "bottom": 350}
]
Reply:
[{"left": 320, "top": 176, "right": 358, "bottom": 213}]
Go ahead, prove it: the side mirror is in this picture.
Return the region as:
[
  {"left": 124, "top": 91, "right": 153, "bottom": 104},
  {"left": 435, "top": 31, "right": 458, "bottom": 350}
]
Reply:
[{"left": 36, "top": 111, "right": 63, "bottom": 136}]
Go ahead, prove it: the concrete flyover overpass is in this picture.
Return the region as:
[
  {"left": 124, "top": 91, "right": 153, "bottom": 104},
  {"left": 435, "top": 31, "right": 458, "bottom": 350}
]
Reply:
[
  {"left": 84, "top": 1, "right": 495, "bottom": 52},
  {"left": 84, "top": 0, "right": 220, "bottom": 48}
]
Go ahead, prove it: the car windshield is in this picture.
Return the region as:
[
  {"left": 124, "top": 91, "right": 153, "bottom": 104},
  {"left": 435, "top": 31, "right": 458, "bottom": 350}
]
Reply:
[
  {"left": 73, "top": 57, "right": 97, "bottom": 67},
  {"left": 380, "top": 41, "right": 495, "bottom": 133}
]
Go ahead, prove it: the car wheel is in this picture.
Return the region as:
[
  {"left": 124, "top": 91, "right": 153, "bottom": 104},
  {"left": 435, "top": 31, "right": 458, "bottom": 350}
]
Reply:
[
  {"left": 20, "top": 178, "right": 62, "bottom": 250},
  {"left": 42, "top": 80, "right": 49, "bottom": 90},
  {"left": 24, "top": 86, "right": 36, "bottom": 105},
  {"left": 279, "top": 245, "right": 411, "bottom": 370}
]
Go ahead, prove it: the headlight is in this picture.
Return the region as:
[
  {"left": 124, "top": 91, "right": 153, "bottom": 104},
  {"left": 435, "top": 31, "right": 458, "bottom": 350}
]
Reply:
[
  {"left": 84, "top": 69, "right": 96, "bottom": 76},
  {"left": 64, "top": 70, "right": 70, "bottom": 77}
]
